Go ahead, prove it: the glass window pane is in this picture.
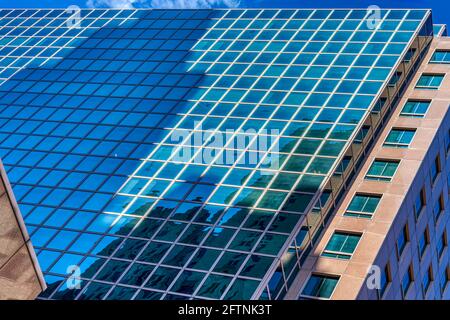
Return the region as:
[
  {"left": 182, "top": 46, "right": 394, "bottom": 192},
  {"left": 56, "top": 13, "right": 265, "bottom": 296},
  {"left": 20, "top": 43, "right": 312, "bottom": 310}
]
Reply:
[
  {"left": 301, "top": 274, "right": 339, "bottom": 299},
  {"left": 430, "top": 50, "right": 450, "bottom": 63},
  {"left": 322, "top": 232, "right": 361, "bottom": 259},
  {"left": 365, "top": 160, "right": 399, "bottom": 181},
  {"left": 415, "top": 74, "right": 444, "bottom": 89}
]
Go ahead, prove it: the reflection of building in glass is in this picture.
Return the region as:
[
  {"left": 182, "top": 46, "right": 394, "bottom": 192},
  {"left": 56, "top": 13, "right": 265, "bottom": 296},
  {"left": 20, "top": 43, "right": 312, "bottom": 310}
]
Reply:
[{"left": 0, "top": 8, "right": 448, "bottom": 300}]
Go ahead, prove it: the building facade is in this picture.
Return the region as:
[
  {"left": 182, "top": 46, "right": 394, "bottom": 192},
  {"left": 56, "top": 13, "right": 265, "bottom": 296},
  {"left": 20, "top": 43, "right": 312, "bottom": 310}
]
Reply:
[
  {"left": 0, "top": 8, "right": 447, "bottom": 300},
  {"left": 0, "top": 159, "right": 45, "bottom": 299},
  {"left": 287, "top": 34, "right": 450, "bottom": 300}
]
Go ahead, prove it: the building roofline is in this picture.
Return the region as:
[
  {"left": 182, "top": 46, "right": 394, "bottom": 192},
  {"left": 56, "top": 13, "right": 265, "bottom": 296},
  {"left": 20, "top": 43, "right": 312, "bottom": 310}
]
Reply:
[{"left": 0, "top": 8, "right": 434, "bottom": 11}]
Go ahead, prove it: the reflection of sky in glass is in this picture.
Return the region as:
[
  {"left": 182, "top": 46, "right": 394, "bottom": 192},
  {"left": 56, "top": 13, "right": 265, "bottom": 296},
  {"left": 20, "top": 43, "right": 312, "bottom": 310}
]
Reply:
[{"left": 0, "top": 8, "right": 428, "bottom": 299}]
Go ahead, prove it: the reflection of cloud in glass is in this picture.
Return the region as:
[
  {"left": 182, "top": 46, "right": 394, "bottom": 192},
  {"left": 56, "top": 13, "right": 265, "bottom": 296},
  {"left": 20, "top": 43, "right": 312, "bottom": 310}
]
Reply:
[{"left": 86, "top": 0, "right": 240, "bottom": 9}]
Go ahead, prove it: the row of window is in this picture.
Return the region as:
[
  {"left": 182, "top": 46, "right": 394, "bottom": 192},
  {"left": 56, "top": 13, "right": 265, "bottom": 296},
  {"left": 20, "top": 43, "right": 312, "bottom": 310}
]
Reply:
[
  {"left": 414, "top": 50, "right": 450, "bottom": 96},
  {"left": 300, "top": 57, "right": 449, "bottom": 298},
  {"left": 303, "top": 250, "right": 449, "bottom": 300},
  {"left": 378, "top": 51, "right": 449, "bottom": 297},
  {"left": 376, "top": 152, "right": 447, "bottom": 298},
  {"left": 344, "top": 145, "right": 447, "bottom": 299},
  {"left": 302, "top": 169, "right": 448, "bottom": 299},
  {"left": 383, "top": 228, "right": 449, "bottom": 298}
]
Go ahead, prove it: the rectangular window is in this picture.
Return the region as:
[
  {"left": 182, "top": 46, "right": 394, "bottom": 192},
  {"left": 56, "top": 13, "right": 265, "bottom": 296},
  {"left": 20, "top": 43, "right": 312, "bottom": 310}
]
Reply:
[
  {"left": 402, "top": 265, "right": 414, "bottom": 297},
  {"left": 383, "top": 128, "right": 416, "bottom": 148},
  {"left": 415, "top": 74, "right": 444, "bottom": 89},
  {"left": 418, "top": 227, "right": 429, "bottom": 258},
  {"left": 322, "top": 231, "right": 361, "bottom": 259},
  {"left": 430, "top": 50, "right": 450, "bottom": 64},
  {"left": 436, "top": 231, "right": 447, "bottom": 258},
  {"left": 433, "top": 194, "right": 444, "bottom": 220},
  {"left": 379, "top": 263, "right": 391, "bottom": 297},
  {"left": 397, "top": 224, "right": 409, "bottom": 257},
  {"left": 400, "top": 100, "right": 430, "bottom": 118},
  {"left": 431, "top": 155, "right": 441, "bottom": 183},
  {"left": 301, "top": 274, "right": 339, "bottom": 299},
  {"left": 365, "top": 159, "right": 400, "bottom": 182},
  {"left": 422, "top": 265, "right": 433, "bottom": 294},
  {"left": 344, "top": 193, "right": 381, "bottom": 218},
  {"left": 414, "top": 188, "right": 426, "bottom": 219}
]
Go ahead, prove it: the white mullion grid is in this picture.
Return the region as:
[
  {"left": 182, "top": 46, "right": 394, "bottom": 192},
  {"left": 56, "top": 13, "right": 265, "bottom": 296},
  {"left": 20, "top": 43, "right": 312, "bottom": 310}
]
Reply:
[
  {"left": 24, "top": 9, "right": 205, "bottom": 299},
  {"left": 2, "top": 8, "right": 428, "bottom": 300},
  {"left": 10, "top": 11, "right": 128, "bottom": 80},
  {"left": 184, "top": 33, "right": 255, "bottom": 87},
  {"left": 2, "top": 10, "right": 12, "bottom": 18},
  {"left": 271, "top": 10, "right": 392, "bottom": 189},
  {"left": 105, "top": 11, "right": 238, "bottom": 227},
  {"left": 38, "top": 11, "right": 107, "bottom": 68},
  {"left": 375, "top": 159, "right": 398, "bottom": 179},
  {"left": 100, "top": 216, "right": 274, "bottom": 301},
  {"left": 117, "top": 8, "right": 141, "bottom": 27},
  {"left": 163, "top": 9, "right": 304, "bottom": 299},
  {"left": 0, "top": 10, "right": 66, "bottom": 79},
  {"left": 180, "top": 11, "right": 299, "bottom": 205},
  {"left": 254, "top": 8, "right": 410, "bottom": 299},
  {"left": 190, "top": 9, "right": 326, "bottom": 300},
  {"left": 275, "top": 9, "right": 395, "bottom": 215},
  {"left": 249, "top": 11, "right": 354, "bottom": 196},
  {"left": 0, "top": 14, "right": 35, "bottom": 70},
  {"left": 1, "top": 9, "right": 114, "bottom": 79},
  {"left": 346, "top": 194, "right": 372, "bottom": 214},
  {"left": 31, "top": 18, "right": 82, "bottom": 68},
  {"left": 225, "top": 12, "right": 328, "bottom": 213},
  {"left": 113, "top": 11, "right": 233, "bottom": 182},
  {"left": 359, "top": 195, "right": 376, "bottom": 214},
  {"left": 110, "top": 10, "right": 264, "bottom": 210},
  {"left": 245, "top": 9, "right": 349, "bottom": 214},
  {"left": 176, "top": 10, "right": 323, "bottom": 214},
  {"left": 175, "top": 10, "right": 300, "bottom": 214},
  {"left": 110, "top": 9, "right": 321, "bottom": 221},
  {"left": 104, "top": 13, "right": 289, "bottom": 290},
  {"left": 107, "top": 13, "right": 236, "bottom": 202}
]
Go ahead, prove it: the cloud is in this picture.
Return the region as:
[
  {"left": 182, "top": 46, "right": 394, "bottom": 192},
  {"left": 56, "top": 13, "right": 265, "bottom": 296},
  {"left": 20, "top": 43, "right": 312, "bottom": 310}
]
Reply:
[
  {"left": 148, "top": 0, "right": 240, "bottom": 8},
  {"left": 86, "top": 0, "right": 139, "bottom": 8},
  {"left": 86, "top": 0, "right": 240, "bottom": 9}
]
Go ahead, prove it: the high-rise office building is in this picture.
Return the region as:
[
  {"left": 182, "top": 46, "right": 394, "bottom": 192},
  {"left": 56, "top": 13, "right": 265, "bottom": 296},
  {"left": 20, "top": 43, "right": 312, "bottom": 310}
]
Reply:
[{"left": 0, "top": 8, "right": 447, "bottom": 300}]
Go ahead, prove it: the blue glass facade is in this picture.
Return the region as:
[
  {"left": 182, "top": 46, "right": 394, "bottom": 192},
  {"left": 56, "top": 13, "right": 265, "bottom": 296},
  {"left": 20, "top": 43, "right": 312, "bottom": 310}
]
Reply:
[{"left": 0, "top": 8, "right": 432, "bottom": 299}]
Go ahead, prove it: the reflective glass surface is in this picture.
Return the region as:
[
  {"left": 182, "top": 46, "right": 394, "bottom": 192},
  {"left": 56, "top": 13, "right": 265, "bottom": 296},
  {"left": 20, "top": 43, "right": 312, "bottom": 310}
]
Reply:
[
  {"left": 0, "top": 8, "right": 428, "bottom": 300},
  {"left": 400, "top": 100, "right": 430, "bottom": 117},
  {"left": 365, "top": 160, "right": 400, "bottom": 181},
  {"left": 300, "top": 274, "right": 339, "bottom": 299},
  {"left": 383, "top": 128, "right": 415, "bottom": 148},
  {"left": 415, "top": 73, "right": 444, "bottom": 89},
  {"left": 430, "top": 50, "right": 450, "bottom": 63},
  {"left": 344, "top": 193, "right": 381, "bottom": 218},
  {"left": 321, "top": 231, "right": 361, "bottom": 259}
]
